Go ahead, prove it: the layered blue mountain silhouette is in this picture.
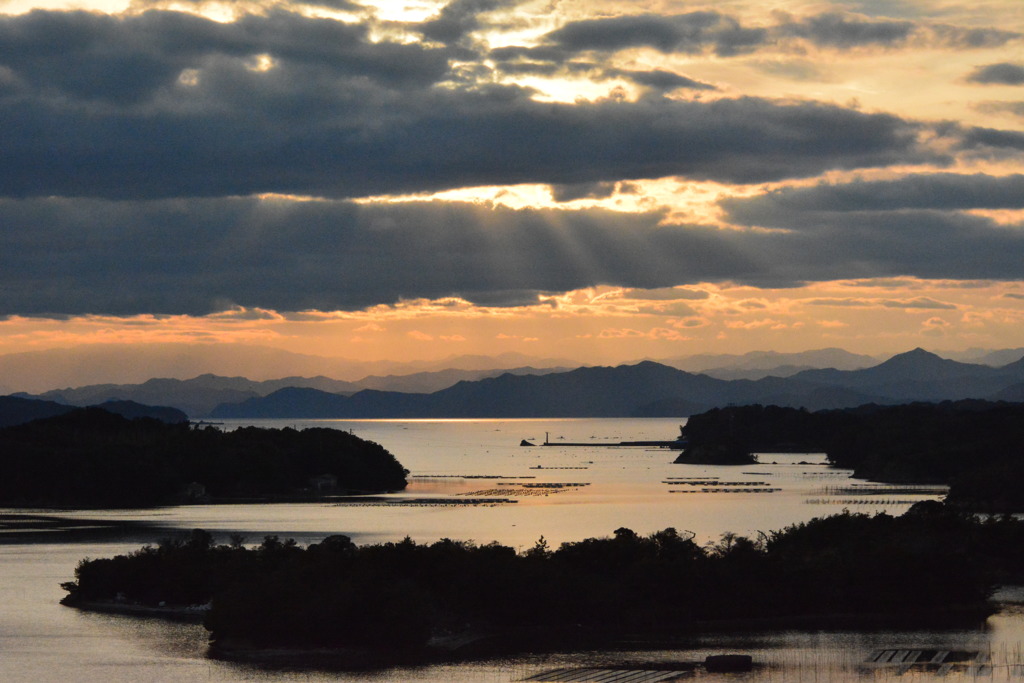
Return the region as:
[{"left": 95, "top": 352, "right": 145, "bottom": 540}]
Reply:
[
  {"left": 8, "top": 348, "right": 1024, "bottom": 420},
  {"left": 208, "top": 348, "right": 1024, "bottom": 419}
]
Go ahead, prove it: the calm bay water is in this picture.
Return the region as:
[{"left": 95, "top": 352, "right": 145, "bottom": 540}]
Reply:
[{"left": 1, "top": 418, "right": 1020, "bottom": 681}]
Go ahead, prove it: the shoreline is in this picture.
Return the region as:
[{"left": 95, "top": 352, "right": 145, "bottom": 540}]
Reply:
[
  {"left": 60, "top": 597, "right": 208, "bottom": 622},
  {"left": 0, "top": 489, "right": 406, "bottom": 512},
  {"left": 61, "top": 597, "right": 1000, "bottom": 669}
]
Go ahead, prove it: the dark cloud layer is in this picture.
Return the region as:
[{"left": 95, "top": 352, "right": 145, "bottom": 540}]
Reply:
[
  {"left": 0, "top": 9, "right": 452, "bottom": 102},
  {"left": 544, "top": 11, "right": 767, "bottom": 57},
  {"left": 773, "top": 11, "right": 913, "bottom": 47},
  {"left": 610, "top": 68, "right": 716, "bottom": 91},
  {"left": 0, "top": 9, "right": 938, "bottom": 200},
  {"left": 930, "top": 25, "right": 1020, "bottom": 49},
  {"left": 2, "top": 191, "right": 1023, "bottom": 316},
  {"left": 2, "top": 5, "right": 1023, "bottom": 318},
  {"left": 0, "top": 93, "right": 931, "bottom": 198},
  {"left": 549, "top": 181, "right": 618, "bottom": 202},
  {"left": 417, "top": 0, "right": 523, "bottom": 46},
  {"left": 535, "top": 9, "right": 1018, "bottom": 60},
  {"left": 722, "top": 173, "right": 1024, "bottom": 216},
  {"left": 4, "top": 92, "right": 929, "bottom": 197},
  {"left": 0, "top": 197, "right": 703, "bottom": 314},
  {"left": 714, "top": 174, "right": 1024, "bottom": 286},
  {"left": 3, "top": 8, "right": 1019, "bottom": 203},
  {"left": 957, "top": 127, "right": 1024, "bottom": 151},
  {"left": 968, "top": 62, "right": 1024, "bottom": 85}
]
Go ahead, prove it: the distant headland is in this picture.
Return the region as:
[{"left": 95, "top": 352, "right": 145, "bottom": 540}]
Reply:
[
  {"left": 678, "top": 401, "right": 1024, "bottom": 512},
  {"left": 0, "top": 407, "right": 407, "bottom": 508}
]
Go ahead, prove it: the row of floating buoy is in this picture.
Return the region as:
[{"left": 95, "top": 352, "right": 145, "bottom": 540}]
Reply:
[
  {"left": 530, "top": 466, "right": 589, "bottom": 470},
  {"left": 800, "top": 471, "right": 852, "bottom": 478},
  {"left": 459, "top": 488, "right": 559, "bottom": 497},
  {"left": 671, "top": 488, "right": 782, "bottom": 494},
  {"left": 458, "top": 481, "right": 592, "bottom": 497},
  {"left": 333, "top": 498, "right": 518, "bottom": 506},
  {"left": 513, "top": 482, "right": 591, "bottom": 488},
  {"left": 412, "top": 474, "right": 536, "bottom": 479},
  {"left": 805, "top": 498, "right": 927, "bottom": 505},
  {"left": 818, "top": 485, "right": 948, "bottom": 496},
  {"left": 663, "top": 480, "right": 768, "bottom": 486}
]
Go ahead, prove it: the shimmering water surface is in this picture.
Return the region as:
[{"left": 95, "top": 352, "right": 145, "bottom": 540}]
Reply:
[{"left": 1, "top": 418, "right": 1019, "bottom": 682}]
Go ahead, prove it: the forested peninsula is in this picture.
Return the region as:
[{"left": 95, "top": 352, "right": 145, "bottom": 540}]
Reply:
[
  {"left": 61, "top": 506, "right": 1024, "bottom": 664},
  {"left": 0, "top": 408, "right": 407, "bottom": 507},
  {"left": 677, "top": 401, "right": 1024, "bottom": 512}
]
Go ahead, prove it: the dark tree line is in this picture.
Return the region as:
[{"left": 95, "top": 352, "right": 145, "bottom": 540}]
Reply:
[
  {"left": 62, "top": 505, "right": 1024, "bottom": 659},
  {"left": 0, "top": 408, "right": 407, "bottom": 507},
  {"left": 679, "top": 401, "right": 1024, "bottom": 511}
]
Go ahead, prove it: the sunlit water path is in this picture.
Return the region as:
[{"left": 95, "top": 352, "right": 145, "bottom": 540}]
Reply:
[{"left": 1, "top": 418, "right": 1019, "bottom": 681}]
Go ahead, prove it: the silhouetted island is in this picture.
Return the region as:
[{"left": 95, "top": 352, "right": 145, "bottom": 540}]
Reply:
[
  {"left": 673, "top": 440, "right": 758, "bottom": 465},
  {"left": 677, "top": 401, "right": 1024, "bottom": 512},
  {"left": 61, "top": 505, "right": 1024, "bottom": 665},
  {"left": 0, "top": 408, "right": 407, "bottom": 507}
]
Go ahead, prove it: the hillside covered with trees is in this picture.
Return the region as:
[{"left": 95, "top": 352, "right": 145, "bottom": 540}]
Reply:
[
  {"left": 677, "top": 401, "right": 1024, "bottom": 511},
  {"left": 0, "top": 408, "right": 407, "bottom": 507},
  {"left": 61, "top": 506, "right": 1024, "bottom": 663}
]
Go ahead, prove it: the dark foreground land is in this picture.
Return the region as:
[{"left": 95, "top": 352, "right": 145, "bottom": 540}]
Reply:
[
  {"left": 0, "top": 408, "right": 408, "bottom": 507},
  {"left": 678, "top": 401, "right": 1024, "bottom": 511},
  {"left": 62, "top": 505, "right": 1024, "bottom": 665}
]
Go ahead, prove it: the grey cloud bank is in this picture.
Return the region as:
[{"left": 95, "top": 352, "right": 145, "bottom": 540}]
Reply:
[
  {"left": 718, "top": 173, "right": 1024, "bottom": 286},
  {"left": 0, "top": 6, "right": 1014, "bottom": 203},
  {"left": 968, "top": 62, "right": 1024, "bottom": 85},
  {"left": 535, "top": 9, "right": 1017, "bottom": 58},
  {"left": 2, "top": 193, "right": 1023, "bottom": 316},
  {"left": 0, "top": 9, "right": 936, "bottom": 199},
  {"left": 0, "top": 93, "right": 930, "bottom": 198},
  {"left": 721, "top": 173, "right": 1024, "bottom": 214}
]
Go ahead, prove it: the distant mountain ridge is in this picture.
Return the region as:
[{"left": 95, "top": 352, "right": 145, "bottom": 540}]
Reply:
[
  {"left": 656, "top": 348, "right": 879, "bottom": 379},
  {"left": 10, "top": 346, "right": 1024, "bottom": 419},
  {"left": 939, "top": 347, "right": 1024, "bottom": 366},
  {"left": 0, "top": 396, "right": 188, "bottom": 428},
  {"left": 0, "top": 343, "right": 579, "bottom": 394},
  {"left": 16, "top": 366, "right": 572, "bottom": 417},
  {"left": 209, "top": 349, "right": 1024, "bottom": 419},
  {"left": 790, "top": 348, "right": 1024, "bottom": 401},
  {"left": 211, "top": 362, "right": 727, "bottom": 418}
]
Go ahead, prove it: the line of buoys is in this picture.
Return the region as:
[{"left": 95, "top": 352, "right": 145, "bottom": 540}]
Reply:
[
  {"left": 804, "top": 498, "right": 931, "bottom": 505},
  {"left": 332, "top": 498, "right": 518, "bottom": 507},
  {"left": 670, "top": 488, "right": 781, "bottom": 494}
]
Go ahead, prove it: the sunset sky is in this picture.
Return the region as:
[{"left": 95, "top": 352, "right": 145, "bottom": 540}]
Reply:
[{"left": 2, "top": 0, "right": 1024, "bottom": 368}]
